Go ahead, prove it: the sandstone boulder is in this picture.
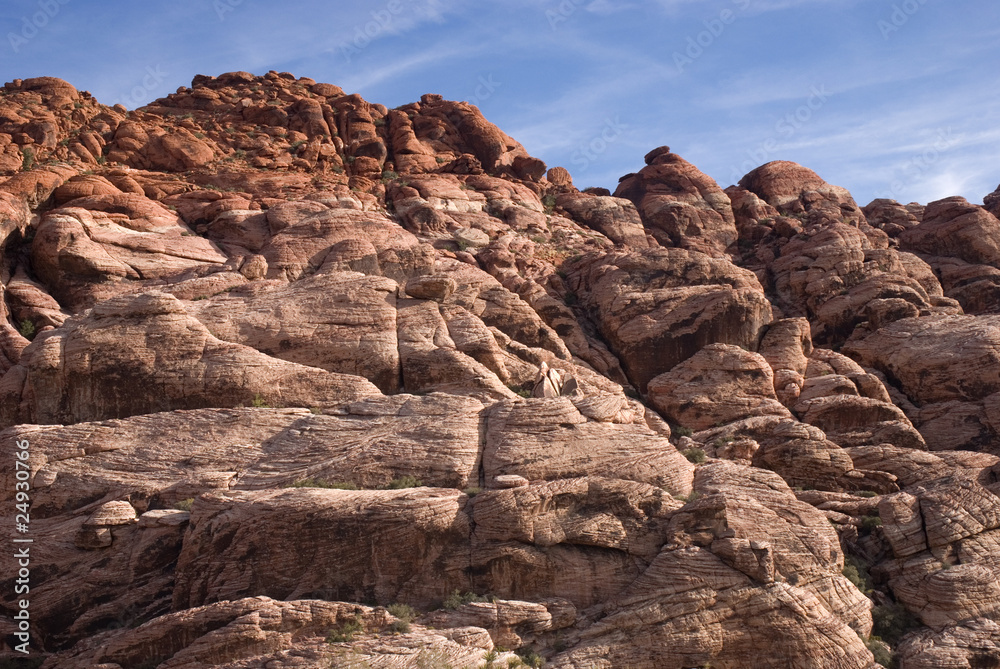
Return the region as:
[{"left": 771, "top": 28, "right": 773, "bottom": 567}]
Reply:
[
  {"left": 187, "top": 270, "right": 401, "bottom": 392},
  {"left": 0, "top": 291, "right": 380, "bottom": 427},
  {"left": 844, "top": 314, "right": 1000, "bottom": 450},
  {"left": 571, "top": 248, "right": 772, "bottom": 391},
  {"left": 545, "top": 462, "right": 876, "bottom": 669},
  {"left": 900, "top": 196, "right": 1000, "bottom": 268},
  {"left": 647, "top": 343, "right": 791, "bottom": 430},
  {"left": 615, "top": 147, "right": 737, "bottom": 255}
]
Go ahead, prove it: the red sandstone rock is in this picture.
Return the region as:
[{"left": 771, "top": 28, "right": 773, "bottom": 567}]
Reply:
[
  {"left": 615, "top": 147, "right": 737, "bottom": 255},
  {"left": 2, "top": 71, "right": 997, "bottom": 668}
]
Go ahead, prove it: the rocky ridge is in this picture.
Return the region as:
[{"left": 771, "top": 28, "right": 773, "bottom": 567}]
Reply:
[{"left": 0, "top": 72, "right": 999, "bottom": 668}]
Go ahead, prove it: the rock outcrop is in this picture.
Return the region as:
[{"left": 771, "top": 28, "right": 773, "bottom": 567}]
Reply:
[
  {"left": 569, "top": 247, "right": 773, "bottom": 391},
  {"left": 3, "top": 71, "right": 1000, "bottom": 669},
  {"left": 614, "top": 146, "right": 737, "bottom": 255},
  {"left": 843, "top": 314, "right": 1000, "bottom": 451}
]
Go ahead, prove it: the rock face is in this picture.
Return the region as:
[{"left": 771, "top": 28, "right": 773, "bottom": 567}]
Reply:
[
  {"left": 174, "top": 487, "right": 474, "bottom": 610},
  {"left": 843, "top": 315, "right": 1000, "bottom": 450},
  {"left": 570, "top": 247, "right": 773, "bottom": 391},
  {"left": 647, "top": 343, "right": 791, "bottom": 430},
  {"left": 900, "top": 197, "right": 1000, "bottom": 268},
  {"left": 615, "top": 146, "right": 737, "bottom": 255},
  {"left": 546, "top": 463, "right": 876, "bottom": 669},
  {"left": 897, "top": 196, "right": 1000, "bottom": 315},
  {"left": 2, "top": 71, "right": 999, "bottom": 669},
  {"left": 41, "top": 596, "right": 517, "bottom": 669},
  {"left": 730, "top": 161, "right": 955, "bottom": 346},
  {"left": 0, "top": 291, "right": 381, "bottom": 427},
  {"left": 186, "top": 270, "right": 402, "bottom": 392}
]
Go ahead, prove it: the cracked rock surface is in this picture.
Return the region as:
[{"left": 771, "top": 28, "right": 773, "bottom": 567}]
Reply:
[{"left": 1, "top": 73, "right": 999, "bottom": 668}]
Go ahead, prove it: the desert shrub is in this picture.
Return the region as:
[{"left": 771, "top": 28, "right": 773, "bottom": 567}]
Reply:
[
  {"left": 442, "top": 590, "right": 491, "bottom": 610},
  {"left": 674, "top": 490, "right": 701, "bottom": 504},
  {"left": 860, "top": 513, "right": 883, "bottom": 535},
  {"left": 864, "top": 636, "right": 894, "bottom": 668},
  {"left": 388, "top": 619, "right": 411, "bottom": 634},
  {"left": 842, "top": 555, "right": 873, "bottom": 594},
  {"left": 673, "top": 426, "right": 693, "bottom": 438},
  {"left": 383, "top": 476, "right": 424, "bottom": 489},
  {"left": 287, "top": 479, "right": 358, "bottom": 490},
  {"left": 464, "top": 487, "right": 483, "bottom": 498},
  {"left": 387, "top": 603, "right": 417, "bottom": 622},
  {"left": 683, "top": 448, "right": 706, "bottom": 464},
  {"left": 326, "top": 614, "right": 363, "bottom": 643},
  {"left": 20, "top": 147, "right": 34, "bottom": 171},
  {"left": 174, "top": 498, "right": 195, "bottom": 511},
  {"left": 508, "top": 384, "right": 533, "bottom": 398},
  {"left": 516, "top": 647, "right": 545, "bottom": 667},
  {"left": 18, "top": 320, "right": 35, "bottom": 340},
  {"left": 872, "top": 602, "right": 921, "bottom": 646}
]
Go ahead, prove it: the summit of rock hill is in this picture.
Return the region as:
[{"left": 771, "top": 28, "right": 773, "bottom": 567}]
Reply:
[{"left": 1, "top": 71, "right": 1000, "bottom": 669}]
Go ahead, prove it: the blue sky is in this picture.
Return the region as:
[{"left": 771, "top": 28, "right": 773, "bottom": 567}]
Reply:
[{"left": 3, "top": 0, "right": 998, "bottom": 206}]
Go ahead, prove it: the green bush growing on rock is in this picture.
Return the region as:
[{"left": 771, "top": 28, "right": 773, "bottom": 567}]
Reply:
[
  {"left": 442, "top": 590, "right": 492, "bottom": 610},
  {"left": 864, "top": 635, "right": 893, "bottom": 668},
  {"left": 387, "top": 603, "right": 416, "bottom": 634},
  {"left": 287, "top": 479, "right": 358, "bottom": 490},
  {"left": 326, "top": 614, "right": 363, "bottom": 643},
  {"left": 18, "top": 319, "right": 35, "bottom": 340},
  {"left": 515, "top": 648, "right": 545, "bottom": 668},
  {"left": 173, "top": 498, "right": 195, "bottom": 511},
  {"left": 860, "top": 514, "right": 883, "bottom": 535},
  {"left": 842, "top": 555, "right": 873, "bottom": 594},
  {"left": 872, "top": 601, "right": 921, "bottom": 646},
  {"left": 384, "top": 476, "right": 424, "bottom": 489},
  {"left": 683, "top": 448, "right": 706, "bottom": 464}
]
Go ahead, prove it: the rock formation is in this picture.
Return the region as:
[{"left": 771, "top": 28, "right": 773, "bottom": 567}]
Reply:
[{"left": 0, "top": 72, "right": 998, "bottom": 669}]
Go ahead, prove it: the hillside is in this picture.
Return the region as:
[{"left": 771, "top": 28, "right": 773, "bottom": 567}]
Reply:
[{"left": 1, "top": 72, "right": 999, "bottom": 669}]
